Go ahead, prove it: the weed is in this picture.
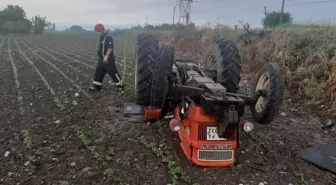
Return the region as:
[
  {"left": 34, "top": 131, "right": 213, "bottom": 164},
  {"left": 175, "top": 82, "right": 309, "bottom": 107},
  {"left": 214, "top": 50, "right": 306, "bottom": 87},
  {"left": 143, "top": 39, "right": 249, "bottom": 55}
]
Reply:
[
  {"left": 71, "top": 125, "right": 101, "bottom": 161},
  {"left": 22, "top": 130, "right": 32, "bottom": 150},
  {"left": 88, "top": 146, "right": 102, "bottom": 161},
  {"left": 72, "top": 125, "right": 124, "bottom": 183},
  {"left": 72, "top": 125, "right": 91, "bottom": 147},
  {"left": 103, "top": 168, "right": 122, "bottom": 184},
  {"left": 299, "top": 173, "right": 309, "bottom": 185},
  {"left": 140, "top": 137, "right": 193, "bottom": 185},
  {"left": 229, "top": 165, "right": 237, "bottom": 173}
]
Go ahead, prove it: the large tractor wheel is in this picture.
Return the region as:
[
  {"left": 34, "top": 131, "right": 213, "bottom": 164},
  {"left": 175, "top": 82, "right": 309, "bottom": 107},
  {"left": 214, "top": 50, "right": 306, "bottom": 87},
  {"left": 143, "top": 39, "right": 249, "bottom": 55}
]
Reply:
[
  {"left": 204, "top": 39, "right": 242, "bottom": 93},
  {"left": 252, "top": 62, "right": 285, "bottom": 124},
  {"left": 135, "top": 34, "right": 159, "bottom": 106},
  {"left": 150, "top": 44, "right": 175, "bottom": 109}
]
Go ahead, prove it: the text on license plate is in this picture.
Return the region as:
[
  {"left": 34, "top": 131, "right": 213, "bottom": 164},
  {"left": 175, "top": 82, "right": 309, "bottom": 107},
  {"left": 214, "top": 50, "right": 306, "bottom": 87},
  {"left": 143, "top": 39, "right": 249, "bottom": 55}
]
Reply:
[{"left": 206, "top": 127, "right": 226, "bottom": 140}]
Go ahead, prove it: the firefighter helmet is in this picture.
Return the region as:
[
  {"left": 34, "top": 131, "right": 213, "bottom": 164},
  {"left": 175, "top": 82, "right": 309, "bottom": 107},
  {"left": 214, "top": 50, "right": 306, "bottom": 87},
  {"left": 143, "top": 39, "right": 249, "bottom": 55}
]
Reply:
[{"left": 94, "top": 23, "right": 104, "bottom": 32}]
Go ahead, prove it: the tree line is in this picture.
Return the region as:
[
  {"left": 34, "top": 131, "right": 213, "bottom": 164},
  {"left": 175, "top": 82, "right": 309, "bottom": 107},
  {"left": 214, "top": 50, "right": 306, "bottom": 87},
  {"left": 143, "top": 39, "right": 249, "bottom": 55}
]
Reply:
[
  {"left": 0, "top": 5, "right": 48, "bottom": 34},
  {"left": 112, "top": 23, "right": 196, "bottom": 35},
  {"left": 0, "top": 3, "right": 291, "bottom": 35},
  {"left": 64, "top": 22, "right": 196, "bottom": 34},
  {"left": 62, "top": 11, "right": 293, "bottom": 34}
]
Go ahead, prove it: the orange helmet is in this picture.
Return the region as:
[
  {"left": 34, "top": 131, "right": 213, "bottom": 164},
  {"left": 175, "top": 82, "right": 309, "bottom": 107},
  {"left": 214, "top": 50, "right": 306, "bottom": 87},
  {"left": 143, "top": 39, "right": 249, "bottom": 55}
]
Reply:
[{"left": 94, "top": 23, "right": 104, "bottom": 32}]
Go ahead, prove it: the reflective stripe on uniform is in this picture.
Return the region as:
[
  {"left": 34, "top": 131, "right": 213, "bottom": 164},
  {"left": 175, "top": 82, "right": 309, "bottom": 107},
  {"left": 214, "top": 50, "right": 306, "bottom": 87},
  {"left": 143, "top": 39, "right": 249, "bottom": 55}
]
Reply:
[
  {"left": 115, "top": 73, "right": 122, "bottom": 84},
  {"left": 93, "top": 81, "right": 103, "bottom": 86}
]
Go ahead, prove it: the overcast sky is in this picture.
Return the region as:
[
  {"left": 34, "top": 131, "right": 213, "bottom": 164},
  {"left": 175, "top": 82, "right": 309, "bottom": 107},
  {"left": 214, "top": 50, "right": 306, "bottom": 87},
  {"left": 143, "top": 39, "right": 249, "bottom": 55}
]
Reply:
[{"left": 1, "top": 0, "right": 336, "bottom": 30}]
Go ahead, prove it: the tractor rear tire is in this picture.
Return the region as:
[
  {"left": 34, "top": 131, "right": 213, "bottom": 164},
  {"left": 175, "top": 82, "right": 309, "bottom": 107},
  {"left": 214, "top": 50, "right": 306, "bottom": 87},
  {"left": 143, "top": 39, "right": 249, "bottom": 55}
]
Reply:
[
  {"left": 252, "top": 62, "right": 285, "bottom": 124},
  {"left": 205, "top": 39, "right": 241, "bottom": 93},
  {"left": 135, "top": 34, "right": 159, "bottom": 106},
  {"left": 150, "top": 44, "right": 175, "bottom": 109}
]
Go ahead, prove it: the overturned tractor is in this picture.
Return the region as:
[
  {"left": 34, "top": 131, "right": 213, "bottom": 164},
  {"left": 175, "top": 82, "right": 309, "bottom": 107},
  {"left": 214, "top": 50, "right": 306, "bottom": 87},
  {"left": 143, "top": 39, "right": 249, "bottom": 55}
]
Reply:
[{"left": 126, "top": 34, "right": 285, "bottom": 167}]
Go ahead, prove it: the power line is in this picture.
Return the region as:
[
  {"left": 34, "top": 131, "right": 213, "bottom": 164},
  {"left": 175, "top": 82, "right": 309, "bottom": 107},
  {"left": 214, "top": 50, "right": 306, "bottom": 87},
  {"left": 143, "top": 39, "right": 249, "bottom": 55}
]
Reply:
[
  {"left": 76, "top": 0, "right": 336, "bottom": 23},
  {"left": 85, "top": 0, "right": 227, "bottom": 15},
  {"left": 126, "top": 0, "right": 175, "bottom": 8},
  {"left": 237, "top": 0, "right": 336, "bottom": 16},
  {"left": 86, "top": 0, "right": 174, "bottom": 13},
  {"left": 133, "top": 0, "right": 336, "bottom": 10},
  {"left": 193, "top": 0, "right": 336, "bottom": 16},
  {"left": 193, "top": 0, "right": 238, "bottom": 13},
  {"left": 279, "top": 0, "right": 336, "bottom": 7}
]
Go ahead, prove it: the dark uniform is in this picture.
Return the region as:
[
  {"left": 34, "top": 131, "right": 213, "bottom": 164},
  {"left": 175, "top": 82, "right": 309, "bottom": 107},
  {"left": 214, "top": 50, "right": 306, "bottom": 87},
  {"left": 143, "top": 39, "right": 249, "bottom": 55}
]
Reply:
[{"left": 90, "top": 31, "right": 123, "bottom": 91}]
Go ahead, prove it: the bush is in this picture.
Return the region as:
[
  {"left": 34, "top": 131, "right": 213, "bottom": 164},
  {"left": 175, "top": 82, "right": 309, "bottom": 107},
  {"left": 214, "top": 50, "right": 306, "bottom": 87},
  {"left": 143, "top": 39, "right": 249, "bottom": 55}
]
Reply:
[
  {"left": 168, "top": 24, "right": 336, "bottom": 112},
  {"left": 262, "top": 11, "right": 293, "bottom": 28},
  {"left": 0, "top": 4, "right": 48, "bottom": 34}
]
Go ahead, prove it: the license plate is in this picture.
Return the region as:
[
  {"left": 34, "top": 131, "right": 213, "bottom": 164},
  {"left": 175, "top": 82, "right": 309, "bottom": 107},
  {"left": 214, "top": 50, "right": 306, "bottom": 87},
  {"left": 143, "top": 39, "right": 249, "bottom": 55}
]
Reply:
[{"left": 206, "top": 127, "right": 226, "bottom": 140}]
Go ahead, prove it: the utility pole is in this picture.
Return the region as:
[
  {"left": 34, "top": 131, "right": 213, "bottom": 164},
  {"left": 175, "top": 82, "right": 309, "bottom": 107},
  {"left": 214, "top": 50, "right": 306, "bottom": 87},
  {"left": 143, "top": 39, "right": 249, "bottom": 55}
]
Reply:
[
  {"left": 186, "top": 13, "right": 190, "bottom": 24},
  {"left": 264, "top": 6, "right": 267, "bottom": 18},
  {"left": 279, "top": 0, "right": 285, "bottom": 25},
  {"left": 173, "top": 6, "right": 176, "bottom": 24},
  {"left": 178, "top": 0, "right": 193, "bottom": 25},
  {"left": 146, "top": 16, "right": 148, "bottom": 26}
]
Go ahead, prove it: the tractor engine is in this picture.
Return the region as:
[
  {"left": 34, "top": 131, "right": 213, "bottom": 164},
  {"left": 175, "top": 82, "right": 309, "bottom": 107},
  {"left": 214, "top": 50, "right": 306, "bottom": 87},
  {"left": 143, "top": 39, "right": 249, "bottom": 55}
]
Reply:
[{"left": 169, "top": 61, "right": 246, "bottom": 166}]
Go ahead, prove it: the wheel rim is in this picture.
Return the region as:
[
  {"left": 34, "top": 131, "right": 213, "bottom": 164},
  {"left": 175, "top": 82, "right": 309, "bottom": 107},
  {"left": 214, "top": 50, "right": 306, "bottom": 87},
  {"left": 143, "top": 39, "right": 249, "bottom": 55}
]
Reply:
[{"left": 255, "top": 73, "right": 269, "bottom": 113}]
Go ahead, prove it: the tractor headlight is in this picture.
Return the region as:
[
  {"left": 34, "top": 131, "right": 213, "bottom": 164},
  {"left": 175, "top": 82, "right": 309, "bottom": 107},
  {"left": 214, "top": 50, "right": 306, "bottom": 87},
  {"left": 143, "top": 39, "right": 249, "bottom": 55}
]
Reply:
[
  {"left": 169, "top": 118, "right": 182, "bottom": 132},
  {"left": 242, "top": 121, "right": 254, "bottom": 132},
  {"left": 172, "top": 124, "right": 181, "bottom": 132}
]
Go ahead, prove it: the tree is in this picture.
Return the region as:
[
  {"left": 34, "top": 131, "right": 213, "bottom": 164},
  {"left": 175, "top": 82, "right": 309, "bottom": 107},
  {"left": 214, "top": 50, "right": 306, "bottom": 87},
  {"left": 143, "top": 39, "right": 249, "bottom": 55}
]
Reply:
[
  {"left": 144, "top": 24, "right": 155, "bottom": 29},
  {"left": 132, "top": 25, "right": 142, "bottom": 30},
  {"left": 32, "top": 15, "right": 48, "bottom": 33},
  {"left": 262, "top": 11, "right": 293, "bottom": 28},
  {"left": 68, "top": 25, "right": 86, "bottom": 32},
  {"left": 0, "top": 5, "right": 31, "bottom": 34},
  {"left": 112, "top": 28, "right": 127, "bottom": 36},
  {"left": 0, "top": 5, "right": 26, "bottom": 21}
]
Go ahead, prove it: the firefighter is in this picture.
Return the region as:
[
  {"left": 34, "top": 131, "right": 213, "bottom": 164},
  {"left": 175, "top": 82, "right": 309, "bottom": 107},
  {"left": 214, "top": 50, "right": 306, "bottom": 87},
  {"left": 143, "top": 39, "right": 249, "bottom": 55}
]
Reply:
[{"left": 88, "top": 23, "right": 124, "bottom": 92}]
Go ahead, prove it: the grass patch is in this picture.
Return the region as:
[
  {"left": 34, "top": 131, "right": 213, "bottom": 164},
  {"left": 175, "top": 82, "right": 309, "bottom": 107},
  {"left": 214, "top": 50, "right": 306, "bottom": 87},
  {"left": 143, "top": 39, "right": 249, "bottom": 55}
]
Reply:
[
  {"left": 71, "top": 124, "right": 101, "bottom": 161},
  {"left": 140, "top": 137, "right": 194, "bottom": 185}
]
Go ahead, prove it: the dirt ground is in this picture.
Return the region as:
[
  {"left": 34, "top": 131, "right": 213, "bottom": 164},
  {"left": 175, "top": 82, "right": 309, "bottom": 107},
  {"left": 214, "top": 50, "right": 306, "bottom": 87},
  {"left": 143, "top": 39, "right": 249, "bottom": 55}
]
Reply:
[{"left": 0, "top": 34, "right": 335, "bottom": 185}]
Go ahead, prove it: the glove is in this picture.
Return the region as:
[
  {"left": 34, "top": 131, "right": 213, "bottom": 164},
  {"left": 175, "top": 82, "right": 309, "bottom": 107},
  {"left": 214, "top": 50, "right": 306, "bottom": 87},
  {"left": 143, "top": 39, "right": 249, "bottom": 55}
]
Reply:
[{"left": 103, "top": 55, "right": 109, "bottom": 63}]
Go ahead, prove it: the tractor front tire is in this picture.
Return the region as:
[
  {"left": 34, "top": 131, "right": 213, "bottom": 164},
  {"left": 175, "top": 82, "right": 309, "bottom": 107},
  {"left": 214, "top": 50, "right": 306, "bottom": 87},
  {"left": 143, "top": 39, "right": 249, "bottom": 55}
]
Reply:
[
  {"left": 150, "top": 44, "right": 175, "bottom": 109},
  {"left": 205, "top": 39, "right": 242, "bottom": 93},
  {"left": 252, "top": 62, "right": 285, "bottom": 124},
  {"left": 135, "top": 34, "right": 159, "bottom": 106}
]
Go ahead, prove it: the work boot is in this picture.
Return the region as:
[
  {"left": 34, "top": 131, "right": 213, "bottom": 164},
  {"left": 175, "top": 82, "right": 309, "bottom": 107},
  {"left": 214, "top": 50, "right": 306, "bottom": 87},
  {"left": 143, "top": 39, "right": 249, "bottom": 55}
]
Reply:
[
  {"left": 117, "top": 84, "right": 124, "bottom": 93},
  {"left": 88, "top": 85, "right": 102, "bottom": 92}
]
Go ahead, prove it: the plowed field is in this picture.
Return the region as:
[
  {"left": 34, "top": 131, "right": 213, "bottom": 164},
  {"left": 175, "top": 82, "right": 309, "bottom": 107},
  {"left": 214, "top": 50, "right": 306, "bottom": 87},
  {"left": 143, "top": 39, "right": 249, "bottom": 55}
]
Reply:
[{"left": 0, "top": 34, "right": 335, "bottom": 185}]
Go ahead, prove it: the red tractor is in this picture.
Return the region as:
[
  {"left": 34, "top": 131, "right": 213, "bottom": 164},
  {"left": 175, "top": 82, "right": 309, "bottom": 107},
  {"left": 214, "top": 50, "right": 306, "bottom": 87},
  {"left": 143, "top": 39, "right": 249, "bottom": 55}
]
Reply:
[{"left": 126, "top": 34, "right": 285, "bottom": 167}]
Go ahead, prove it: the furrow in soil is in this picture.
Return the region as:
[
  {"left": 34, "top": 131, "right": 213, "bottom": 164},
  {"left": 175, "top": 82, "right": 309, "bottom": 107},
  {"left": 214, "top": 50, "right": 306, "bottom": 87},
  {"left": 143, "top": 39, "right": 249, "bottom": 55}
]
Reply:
[
  {"left": 14, "top": 38, "right": 65, "bottom": 110},
  {"left": 18, "top": 39, "right": 94, "bottom": 102},
  {"left": 27, "top": 39, "right": 95, "bottom": 70}
]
